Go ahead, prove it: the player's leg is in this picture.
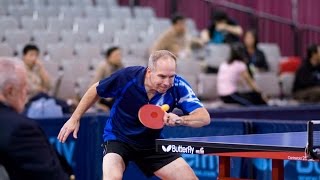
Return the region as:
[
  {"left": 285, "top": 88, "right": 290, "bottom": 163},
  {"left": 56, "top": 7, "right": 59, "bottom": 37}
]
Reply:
[
  {"left": 102, "top": 141, "right": 130, "bottom": 180},
  {"left": 134, "top": 147, "right": 197, "bottom": 180},
  {"left": 154, "top": 157, "right": 198, "bottom": 180},
  {"left": 102, "top": 153, "right": 125, "bottom": 180}
]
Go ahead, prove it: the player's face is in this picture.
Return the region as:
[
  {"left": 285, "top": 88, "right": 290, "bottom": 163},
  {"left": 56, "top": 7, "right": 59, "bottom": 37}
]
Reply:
[{"left": 149, "top": 58, "right": 176, "bottom": 93}]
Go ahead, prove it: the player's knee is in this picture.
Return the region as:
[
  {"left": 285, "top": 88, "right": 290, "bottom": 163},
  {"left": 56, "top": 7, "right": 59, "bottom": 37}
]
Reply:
[
  {"left": 155, "top": 164, "right": 197, "bottom": 180},
  {"left": 102, "top": 153, "right": 125, "bottom": 180},
  {"left": 164, "top": 170, "right": 198, "bottom": 180},
  {"left": 103, "top": 171, "right": 123, "bottom": 180},
  {"left": 180, "top": 169, "right": 198, "bottom": 180},
  {"left": 103, "top": 165, "right": 124, "bottom": 180},
  {"left": 175, "top": 163, "right": 198, "bottom": 180},
  {"left": 188, "top": 174, "right": 199, "bottom": 180}
]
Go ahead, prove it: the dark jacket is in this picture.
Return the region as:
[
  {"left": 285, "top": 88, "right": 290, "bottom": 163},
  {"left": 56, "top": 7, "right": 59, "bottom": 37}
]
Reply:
[
  {"left": 293, "top": 60, "right": 320, "bottom": 92},
  {"left": 245, "top": 49, "right": 269, "bottom": 70},
  {"left": 0, "top": 102, "right": 68, "bottom": 180}
]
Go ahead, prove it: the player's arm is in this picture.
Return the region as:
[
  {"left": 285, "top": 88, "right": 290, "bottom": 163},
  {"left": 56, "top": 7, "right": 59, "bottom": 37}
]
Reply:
[
  {"left": 180, "top": 107, "right": 210, "bottom": 127},
  {"left": 90, "top": 63, "right": 105, "bottom": 86},
  {"left": 165, "top": 107, "right": 210, "bottom": 128},
  {"left": 58, "top": 67, "right": 125, "bottom": 142},
  {"left": 58, "top": 82, "right": 100, "bottom": 143},
  {"left": 165, "top": 77, "right": 211, "bottom": 127},
  {"left": 70, "top": 82, "right": 100, "bottom": 120}
]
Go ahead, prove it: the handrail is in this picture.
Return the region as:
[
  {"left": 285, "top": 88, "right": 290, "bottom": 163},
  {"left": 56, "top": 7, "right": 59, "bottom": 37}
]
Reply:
[{"left": 204, "top": 0, "right": 320, "bottom": 33}]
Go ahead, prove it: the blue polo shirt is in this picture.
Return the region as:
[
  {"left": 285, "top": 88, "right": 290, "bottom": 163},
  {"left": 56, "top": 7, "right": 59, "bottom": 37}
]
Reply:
[{"left": 96, "top": 66, "right": 203, "bottom": 148}]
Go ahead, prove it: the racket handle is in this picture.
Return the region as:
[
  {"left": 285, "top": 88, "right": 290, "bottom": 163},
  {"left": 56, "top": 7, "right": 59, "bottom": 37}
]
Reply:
[
  {"left": 175, "top": 118, "right": 182, "bottom": 125},
  {"left": 161, "top": 104, "right": 170, "bottom": 112}
]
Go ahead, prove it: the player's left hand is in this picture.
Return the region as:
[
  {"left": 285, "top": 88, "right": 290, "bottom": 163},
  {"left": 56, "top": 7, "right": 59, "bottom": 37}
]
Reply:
[{"left": 164, "top": 112, "right": 183, "bottom": 126}]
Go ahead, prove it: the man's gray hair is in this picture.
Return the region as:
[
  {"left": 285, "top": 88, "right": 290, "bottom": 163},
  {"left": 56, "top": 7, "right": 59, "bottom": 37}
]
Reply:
[
  {"left": 148, "top": 50, "right": 177, "bottom": 70},
  {"left": 0, "top": 57, "right": 25, "bottom": 91}
]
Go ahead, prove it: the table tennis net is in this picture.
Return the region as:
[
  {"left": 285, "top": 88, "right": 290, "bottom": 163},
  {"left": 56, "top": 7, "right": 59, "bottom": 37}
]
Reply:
[{"left": 307, "top": 120, "right": 320, "bottom": 159}]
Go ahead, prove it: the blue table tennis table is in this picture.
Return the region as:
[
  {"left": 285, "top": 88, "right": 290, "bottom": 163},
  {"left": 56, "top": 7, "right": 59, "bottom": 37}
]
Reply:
[{"left": 156, "top": 132, "right": 312, "bottom": 180}]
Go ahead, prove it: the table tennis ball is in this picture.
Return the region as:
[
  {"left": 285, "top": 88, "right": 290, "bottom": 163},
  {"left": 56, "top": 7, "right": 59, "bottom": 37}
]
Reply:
[{"left": 161, "top": 104, "right": 170, "bottom": 112}]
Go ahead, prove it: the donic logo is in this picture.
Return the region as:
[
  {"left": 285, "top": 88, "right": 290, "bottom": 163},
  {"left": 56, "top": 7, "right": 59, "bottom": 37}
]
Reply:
[{"left": 162, "top": 145, "right": 172, "bottom": 152}]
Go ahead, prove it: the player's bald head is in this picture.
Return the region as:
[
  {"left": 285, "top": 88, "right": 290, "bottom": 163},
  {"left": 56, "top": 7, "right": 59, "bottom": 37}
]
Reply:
[{"left": 148, "top": 50, "right": 177, "bottom": 71}]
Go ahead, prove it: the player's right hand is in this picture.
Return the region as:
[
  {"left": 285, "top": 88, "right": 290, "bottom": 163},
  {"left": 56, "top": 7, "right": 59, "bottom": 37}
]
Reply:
[
  {"left": 57, "top": 118, "right": 80, "bottom": 143},
  {"left": 164, "top": 112, "right": 182, "bottom": 126}
]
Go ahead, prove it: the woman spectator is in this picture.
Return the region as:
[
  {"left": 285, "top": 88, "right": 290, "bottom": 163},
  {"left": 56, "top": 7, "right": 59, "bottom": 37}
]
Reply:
[
  {"left": 217, "top": 43, "right": 267, "bottom": 106},
  {"left": 243, "top": 29, "right": 269, "bottom": 75}
]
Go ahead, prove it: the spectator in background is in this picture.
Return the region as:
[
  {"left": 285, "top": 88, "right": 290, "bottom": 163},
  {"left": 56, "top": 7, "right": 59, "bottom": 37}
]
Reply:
[
  {"left": 217, "top": 43, "right": 267, "bottom": 106},
  {"left": 22, "top": 44, "right": 51, "bottom": 99},
  {"left": 243, "top": 29, "right": 269, "bottom": 76},
  {"left": 151, "top": 14, "right": 202, "bottom": 59},
  {"left": 22, "top": 44, "right": 70, "bottom": 114},
  {"left": 292, "top": 44, "right": 320, "bottom": 103},
  {"left": 0, "top": 57, "right": 69, "bottom": 180},
  {"left": 91, "top": 47, "right": 124, "bottom": 111},
  {"left": 200, "top": 10, "right": 243, "bottom": 44},
  {"left": 91, "top": 47, "right": 123, "bottom": 84}
]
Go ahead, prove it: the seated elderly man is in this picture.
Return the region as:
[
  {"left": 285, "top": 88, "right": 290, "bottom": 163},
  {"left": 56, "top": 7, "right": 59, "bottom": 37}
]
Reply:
[{"left": 0, "top": 57, "right": 69, "bottom": 180}]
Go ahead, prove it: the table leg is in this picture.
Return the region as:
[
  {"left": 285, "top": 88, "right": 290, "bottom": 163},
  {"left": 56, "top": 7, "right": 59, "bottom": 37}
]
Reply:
[
  {"left": 272, "top": 159, "right": 284, "bottom": 180},
  {"left": 219, "top": 156, "right": 230, "bottom": 178}
]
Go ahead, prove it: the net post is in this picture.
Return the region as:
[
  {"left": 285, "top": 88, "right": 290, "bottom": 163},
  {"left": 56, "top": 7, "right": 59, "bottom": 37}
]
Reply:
[{"left": 307, "top": 120, "right": 314, "bottom": 152}]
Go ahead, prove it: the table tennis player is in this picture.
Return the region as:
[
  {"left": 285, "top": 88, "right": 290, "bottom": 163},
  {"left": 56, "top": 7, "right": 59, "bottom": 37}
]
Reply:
[{"left": 58, "top": 50, "right": 210, "bottom": 180}]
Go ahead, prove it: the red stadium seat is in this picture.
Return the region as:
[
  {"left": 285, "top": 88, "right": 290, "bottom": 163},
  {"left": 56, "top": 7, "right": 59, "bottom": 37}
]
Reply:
[{"left": 279, "top": 56, "right": 301, "bottom": 75}]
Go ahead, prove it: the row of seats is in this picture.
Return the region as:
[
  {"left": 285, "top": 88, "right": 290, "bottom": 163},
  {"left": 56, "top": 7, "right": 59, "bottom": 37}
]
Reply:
[
  {"left": 0, "top": 6, "right": 155, "bottom": 20},
  {"left": 0, "top": 15, "right": 197, "bottom": 58},
  {"left": 202, "top": 43, "right": 282, "bottom": 73},
  {"left": 0, "top": 9, "right": 163, "bottom": 31},
  {"left": 0, "top": 30, "right": 156, "bottom": 58},
  {"left": 0, "top": 0, "right": 117, "bottom": 8},
  {"left": 0, "top": 17, "right": 171, "bottom": 35},
  {"left": 0, "top": 15, "right": 197, "bottom": 36},
  {"left": 0, "top": 17, "right": 197, "bottom": 52}
]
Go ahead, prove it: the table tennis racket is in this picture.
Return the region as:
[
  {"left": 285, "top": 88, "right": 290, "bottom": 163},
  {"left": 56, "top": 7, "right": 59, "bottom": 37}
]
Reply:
[{"left": 138, "top": 104, "right": 169, "bottom": 129}]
